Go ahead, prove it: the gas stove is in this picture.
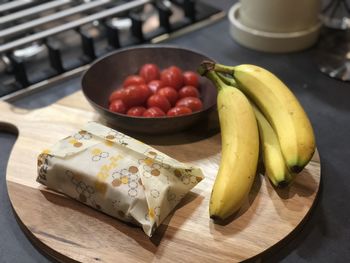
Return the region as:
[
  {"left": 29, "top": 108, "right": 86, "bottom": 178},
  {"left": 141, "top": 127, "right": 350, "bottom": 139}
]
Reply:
[{"left": 0, "top": 0, "right": 224, "bottom": 101}]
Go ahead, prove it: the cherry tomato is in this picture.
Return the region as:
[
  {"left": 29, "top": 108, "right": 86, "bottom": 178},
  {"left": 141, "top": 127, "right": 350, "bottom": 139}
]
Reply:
[
  {"left": 176, "top": 97, "right": 203, "bottom": 112},
  {"left": 148, "top": 80, "right": 164, "bottom": 94},
  {"left": 139, "top": 63, "right": 160, "bottom": 83},
  {"left": 178, "top": 85, "right": 199, "bottom": 99},
  {"left": 123, "top": 85, "right": 147, "bottom": 107},
  {"left": 143, "top": 107, "right": 165, "bottom": 117},
  {"left": 123, "top": 75, "right": 145, "bottom": 88},
  {"left": 168, "top": 65, "right": 183, "bottom": 74},
  {"left": 183, "top": 71, "right": 199, "bottom": 88},
  {"left": 127, "top": 106, "right": 146, "bottom": 117},
  {"left": 109, "top": 99, "right": 127, "bottom": 114},
  {"left": 157, "top": 87, "right": 178, "bottom": 106},
  {"left": 109, "top": 88, "right": 125, "bottom": 102},
  {"left": 147, "top": 94, "right": 171, "bottom": 113},
  {"left": 160, "top": 66, "right": 184, "bottom": 90},
  {"left": 126, "top": 84, "right": 151, "bottom": 101},
  {"left": 137, "top": 84, "right": 152, "bottom": 100},
  {"left": 167, "top": 106, "right": 192, "bottom": 117}
]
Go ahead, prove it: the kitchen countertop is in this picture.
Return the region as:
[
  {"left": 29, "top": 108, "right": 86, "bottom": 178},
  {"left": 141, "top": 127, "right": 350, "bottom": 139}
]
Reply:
[{"left": 1, "top": 1, "right": 350, "bottom": 262}]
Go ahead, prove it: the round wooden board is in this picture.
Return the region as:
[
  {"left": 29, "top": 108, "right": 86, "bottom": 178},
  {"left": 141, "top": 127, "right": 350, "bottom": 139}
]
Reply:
[{"left": 0, "top": 91, "right": 321, "bottom": 263}]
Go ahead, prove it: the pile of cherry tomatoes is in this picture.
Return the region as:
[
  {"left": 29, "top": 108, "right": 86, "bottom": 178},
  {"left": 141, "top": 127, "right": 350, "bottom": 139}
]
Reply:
[{"left": 108, "top": 63, "right": 203, "bottom": 117}]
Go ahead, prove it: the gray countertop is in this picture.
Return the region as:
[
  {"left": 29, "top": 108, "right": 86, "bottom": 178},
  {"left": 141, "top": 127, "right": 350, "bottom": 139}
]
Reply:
[{"left": 1, "top": 1, "right": 350, "bottom": 262}]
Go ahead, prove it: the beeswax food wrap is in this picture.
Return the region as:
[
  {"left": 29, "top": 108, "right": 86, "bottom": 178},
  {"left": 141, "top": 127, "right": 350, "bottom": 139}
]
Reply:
[{"left": 36, "top": 122, "right": 204, "bottom": 236}]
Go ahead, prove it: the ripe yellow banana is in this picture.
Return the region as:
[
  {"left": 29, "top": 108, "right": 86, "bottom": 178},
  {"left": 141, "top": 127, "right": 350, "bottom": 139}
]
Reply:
[
  {"left": 216, "top": 73, "right": 292, "bottom": 187},
  {"left": 252, "top": 104, "right": 293, "bottom": 187},
  {"left": 199, "top": 69, "right": 259, "bottom": 220},
  {"left": 211, "top": 63, "right": 315, "bottom": 173}
]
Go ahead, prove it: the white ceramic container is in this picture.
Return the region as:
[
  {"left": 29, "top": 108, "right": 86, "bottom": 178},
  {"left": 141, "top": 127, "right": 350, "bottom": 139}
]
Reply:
[{"left": 239, "top": 0, "right": 321, "bottom": 33}]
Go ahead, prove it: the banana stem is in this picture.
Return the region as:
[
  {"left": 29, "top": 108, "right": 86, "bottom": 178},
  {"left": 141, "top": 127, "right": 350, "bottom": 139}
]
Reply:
[
  {"left": 213, "top": 63, "right": 235, "bottom": 75},
  {"left": 198, "top": 61, "right": 235, "bottom": 76},
  {"left": 202, "top": 70, "right": 232, "bottom": 92},
  {"left": 198, "top": 61, "right": 238, "bottom": 91},
  {"left": 197, "top": 60, "right": 216, "bottom": 75},
  {"left": 217, "top": 73, "right": 237, "bottom": 87}
]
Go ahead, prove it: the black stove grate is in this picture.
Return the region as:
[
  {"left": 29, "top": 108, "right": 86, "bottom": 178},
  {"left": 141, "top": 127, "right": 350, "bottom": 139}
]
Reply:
[{"left": 0, "top": 0, "right": 224, "bottom": 101}]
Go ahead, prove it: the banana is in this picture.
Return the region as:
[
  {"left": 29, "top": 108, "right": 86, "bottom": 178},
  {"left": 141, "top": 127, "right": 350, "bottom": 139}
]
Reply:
[
  {"left": 216, "top": 73, "right": 292, "bottom": 187},
  {"left": 198, "top": 68, "right": 259, "bottom": 220},
  {"left": 209, "top": 62, "right": 315, "bottom": 173},
  {"left": 252, "top": 104, "right": 293, "bottom": 187}
]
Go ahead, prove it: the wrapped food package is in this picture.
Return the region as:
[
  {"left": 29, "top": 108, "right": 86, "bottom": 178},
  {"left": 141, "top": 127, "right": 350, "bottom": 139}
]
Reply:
[{"left": 37, "top": 122, "right": 204, "bottom": 236}]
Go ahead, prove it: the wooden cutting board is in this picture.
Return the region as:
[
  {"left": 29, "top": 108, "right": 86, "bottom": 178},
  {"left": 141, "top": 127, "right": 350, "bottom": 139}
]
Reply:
[{"left": 0, "top": 91, "right": 321, "bottom": 263}]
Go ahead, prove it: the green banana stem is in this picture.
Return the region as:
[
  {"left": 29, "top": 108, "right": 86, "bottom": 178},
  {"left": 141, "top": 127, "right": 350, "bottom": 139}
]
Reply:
[
  {"left": 213, "top": 63, "right": 235, "bottom": 75},
  {"left": 217, "top": 73, "right": 237, "bottom": 87},
  {"left": 198, "top": 61, "right": 235, "bottom": 76},
  {"left": 199, "top": 68, "right": 232, "bottom": 92}
]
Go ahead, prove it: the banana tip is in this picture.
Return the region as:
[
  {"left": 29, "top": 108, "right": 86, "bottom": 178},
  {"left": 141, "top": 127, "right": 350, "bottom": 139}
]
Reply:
[
  {"left": 290, "top": 165, "right": 303, "bottom": 173},
  {"left": 210, "top": 213, "right": 237, "bottom": 225},
  {"left": 277, "top": 180, "right": 290, "bottom": 188},
  {"left": 210, "top": 214, "right": 222, "bottom": 221}
]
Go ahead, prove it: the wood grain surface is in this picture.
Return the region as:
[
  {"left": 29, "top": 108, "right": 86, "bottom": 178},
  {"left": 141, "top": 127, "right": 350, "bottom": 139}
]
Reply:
[{"left": 0, "top": 91, "right": 321, "bottom": 263}]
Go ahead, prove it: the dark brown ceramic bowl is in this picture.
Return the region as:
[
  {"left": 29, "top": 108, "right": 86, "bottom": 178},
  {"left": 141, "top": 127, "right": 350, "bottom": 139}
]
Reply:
[{"left": 81, "top": 45, "right": 217, "bottom": 134}]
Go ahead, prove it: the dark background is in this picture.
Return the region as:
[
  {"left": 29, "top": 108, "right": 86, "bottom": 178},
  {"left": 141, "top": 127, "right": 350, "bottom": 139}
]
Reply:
[{"left": 1, "top": 0, "right": 350, "bottom": 262}]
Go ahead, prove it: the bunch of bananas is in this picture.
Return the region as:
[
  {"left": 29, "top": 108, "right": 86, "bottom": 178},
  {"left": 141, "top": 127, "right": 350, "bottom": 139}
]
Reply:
[{"left": 198, "top": 62, "right": 316, "bottom": 221}]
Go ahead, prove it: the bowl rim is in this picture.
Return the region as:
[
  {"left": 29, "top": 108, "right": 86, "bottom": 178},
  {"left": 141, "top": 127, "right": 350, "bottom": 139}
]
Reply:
[
  {"left": 81, "top": 44, "right": 217, "bottom": 120},
  {"left": 228, "top": 3, "right": 322, "bottom": 38}
]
